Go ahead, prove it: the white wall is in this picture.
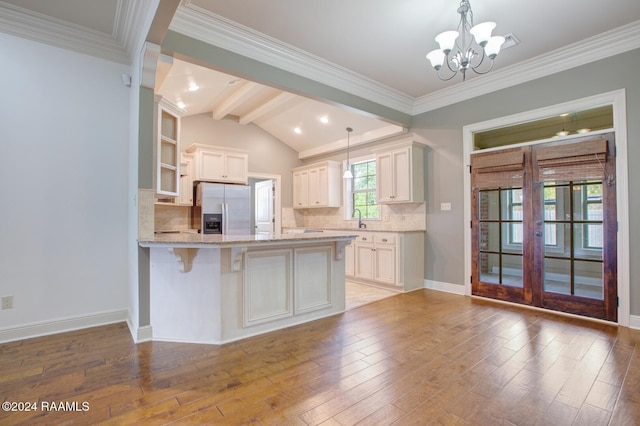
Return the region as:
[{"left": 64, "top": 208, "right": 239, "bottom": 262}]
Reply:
[{"left": 0, "top": 33, "right": 131, "bottom": 340}]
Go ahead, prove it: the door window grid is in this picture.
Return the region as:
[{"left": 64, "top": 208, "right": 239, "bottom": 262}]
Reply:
[
  {"left": 543, "top": 181, "right": 604, "bottom": 299},
  {"left": 478, "top": 188, "right": 523, "bottom": 287},
  {"left": 351, "top": 160, "right": 379, "bottom": 220}
]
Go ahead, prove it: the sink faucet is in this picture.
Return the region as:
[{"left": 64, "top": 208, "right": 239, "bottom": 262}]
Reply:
[{"left": 353, "top": 208, "right": 366, "bottom": 229}]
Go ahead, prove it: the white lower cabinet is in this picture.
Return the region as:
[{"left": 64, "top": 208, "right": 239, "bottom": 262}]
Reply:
[
  {"left": 243, "top": 249, "right": 293, "bottom": 327},
  {"left": 347, "top": 231, "right": 424, "bottom": 292},
  {"left": 244, "top": 245, "right": 335, "bottom": 328},
  {"left": 294, "top": 246, "right": 332, "bottom": 314}
]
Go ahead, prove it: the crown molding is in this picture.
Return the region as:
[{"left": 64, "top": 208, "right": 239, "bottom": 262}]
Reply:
[
  {"left": 117, "top": 0, "right": 159, "bottom": 62},
  {"left": 172, "top": 4, "right": 640, "bottom": 118},
  {"left": 0, "top": 0, "right": 131, "bottom": 64},
  {"left": 170, "top": 3, "right": 415, "bottom": 115},
  {"left": 413, "top": 20, "right": 640, "bottom": 115}
]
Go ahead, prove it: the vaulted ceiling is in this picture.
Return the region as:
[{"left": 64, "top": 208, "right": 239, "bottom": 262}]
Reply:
[{"left": 2, "top": 0, "right": 639, "bottom": 156}]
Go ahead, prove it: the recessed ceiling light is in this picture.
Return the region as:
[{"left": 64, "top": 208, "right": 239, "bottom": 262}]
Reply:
[
  {"left": 177, "top": 101, "right": 186, "bottom": 109},
  {"left": 188, "top": 83, "right": 200, "bottom": 92},
  {"left": 320, "top": 116, "right": 329, "bottom": 124},
  {"left": 294, "top": 127, "right": 302, "bottom": 134}
]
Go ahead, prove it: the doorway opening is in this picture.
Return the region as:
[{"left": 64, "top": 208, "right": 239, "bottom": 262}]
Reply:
[{"left": 248, "top": 173, "right": 281, "bottom": 235}]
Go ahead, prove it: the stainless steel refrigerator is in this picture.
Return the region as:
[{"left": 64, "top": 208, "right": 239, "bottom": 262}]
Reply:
[{"left": 194, "top": 182, "right": 251, "bottom": 235}]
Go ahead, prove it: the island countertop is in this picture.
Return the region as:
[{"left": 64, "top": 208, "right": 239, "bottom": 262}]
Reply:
[{"left": 138, "top": 230, "right": 358, "bottom": 248}]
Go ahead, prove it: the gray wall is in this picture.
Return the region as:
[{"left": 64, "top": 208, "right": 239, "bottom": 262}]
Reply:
[
  {"left": 412, "top": 48, "right": 640, "bottom": 314},
  {"left": 180, "top": 114, "right": 302, "bottom": 206}
]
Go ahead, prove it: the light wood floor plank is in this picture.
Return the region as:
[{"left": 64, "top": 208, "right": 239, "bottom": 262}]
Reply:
[{"left": 1, "top": 290, "right": 639, "bottom": 425}]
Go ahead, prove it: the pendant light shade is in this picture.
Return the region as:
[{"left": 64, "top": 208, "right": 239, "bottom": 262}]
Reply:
[{"left": 343, "top": 127, "right": 353, "bottom": 179}]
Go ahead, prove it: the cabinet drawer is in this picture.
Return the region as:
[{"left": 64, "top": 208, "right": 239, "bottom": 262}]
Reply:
[
  {"left": 356, "top": 235, "right": 374, "bottom": 243},
  {"left": 374, "top": 234, "right": 396, "bottom": 245}
]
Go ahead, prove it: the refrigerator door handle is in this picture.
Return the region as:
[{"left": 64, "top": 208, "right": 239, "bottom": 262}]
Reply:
[{"left": 223, "top": 203, "right": 229, "bottom": 235}]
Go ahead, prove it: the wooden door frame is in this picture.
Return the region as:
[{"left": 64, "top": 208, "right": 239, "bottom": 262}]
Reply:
[{"left": 462, "top": 89, "right": 630, "bottom": 326}]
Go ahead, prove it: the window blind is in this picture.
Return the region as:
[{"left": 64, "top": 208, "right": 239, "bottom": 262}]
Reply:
[
  {"left": 535, "top": 138, "right": 607, "bottom": 183},
  {"left": 471, "top": 148, "right": 525, "bottom": 189}
]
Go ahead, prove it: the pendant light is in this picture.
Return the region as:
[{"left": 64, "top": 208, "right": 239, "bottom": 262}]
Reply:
[{"left": 343, "top": 127, "right": 353, "bottom": 179}]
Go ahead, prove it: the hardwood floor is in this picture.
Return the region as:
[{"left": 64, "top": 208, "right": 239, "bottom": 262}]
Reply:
[{"left": 2, "top": 290, "right": 639, "bottom": 425}]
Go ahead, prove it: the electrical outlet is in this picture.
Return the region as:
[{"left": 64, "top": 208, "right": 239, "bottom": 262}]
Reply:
[{"left": 2, "top": 296, "right": 13, "bottom": 310}]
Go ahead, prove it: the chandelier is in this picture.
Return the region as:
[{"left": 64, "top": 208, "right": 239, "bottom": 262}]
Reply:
[{"left": 426, "top": 0, "right": 505, "bottom": 81}]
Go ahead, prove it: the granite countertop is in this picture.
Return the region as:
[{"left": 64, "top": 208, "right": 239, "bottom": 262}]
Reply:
[{"left": 139, "top": 230, "right": 358, "bottom": 248}]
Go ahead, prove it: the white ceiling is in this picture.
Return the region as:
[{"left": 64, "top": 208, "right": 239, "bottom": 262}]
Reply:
[{"left": 3, "top": 0, "right": 640, "bottom": 156}]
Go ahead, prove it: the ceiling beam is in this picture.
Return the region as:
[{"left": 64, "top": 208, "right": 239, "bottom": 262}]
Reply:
[
  {"left": 238, "top": 92, "right": 298, "bottom": 125},
  {"left": 212, "top": 81, "right": 262, "bottom": 120}
]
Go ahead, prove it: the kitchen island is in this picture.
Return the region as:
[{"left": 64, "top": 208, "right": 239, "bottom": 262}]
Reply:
[{"left": 138, "top": 231, "right": 357, "bottom": 344}]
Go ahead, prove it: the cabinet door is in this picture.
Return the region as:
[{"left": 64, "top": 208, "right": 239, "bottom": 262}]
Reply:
[
  {"left": 293, "top": 170, "right": 309, "bottom": 208},
  {"left": 377, "top": 148, "right": 413, "bottom": 203},
  {"left": 308, "top": 166, "right": 328, "bottom": 206},
  {"left": 199, "top": 150, "right": 224, "bottom": 181},
  {"left": 355, "top": 244, "right": 375, "bottom": 280},
  {"left": 391, "top": 148, "right": 411, "bottom": 202},
  {"left": 224, "top": 152, "right": 248, "bottom": 183},
  {"left": 374, "top": 245, "right": 396, "bottom": 284},
  {"left": 377, "top": 152, "right": 395, "bottom": 203},
  {"left": 345, "top": 243, "right": 355, "bottom": 277}
]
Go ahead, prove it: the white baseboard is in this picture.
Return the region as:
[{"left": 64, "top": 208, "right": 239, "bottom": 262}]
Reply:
[
  {"left": 126, "top": 315, "right": 153, "bottom": 343},
  {"left": 629, "top": 315, "right": 640, "bottom": 330},
  {"left": 132, "top": 324, "right": 153, "bottom": 343},
  {"left": 424, "top": 280, "right": 466, "bottom": 296},
  {"left": 0, "top": 309, "right": 128, "bottom": 344}
]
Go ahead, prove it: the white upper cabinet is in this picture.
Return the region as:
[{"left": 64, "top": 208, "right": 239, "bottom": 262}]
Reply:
[
  {"left": 154, "top": 96, "right": 184, "bottom": 198},
  {"left": 292, "top": 169, "right": 309, "bottom": 208},
  {"left": 185, "top": 144, "right": 249, "bottom": 185},
  {"left": 375, "top": 141, "right": 424, "bottom": 204},
  {"left": 292, "top": 161, "right": 341, "bottom": 209}
]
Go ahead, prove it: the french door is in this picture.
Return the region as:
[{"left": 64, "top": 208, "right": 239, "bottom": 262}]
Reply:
[{"left": 471, "top": 134, "right": 617, "bottom": 321}]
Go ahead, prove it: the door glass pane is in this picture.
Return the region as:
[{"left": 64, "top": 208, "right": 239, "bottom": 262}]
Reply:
[
  {"left": 479, "top": 190, "right": 499, "bottom": 220},
  {"left": 479, "top": 222, "right": 500, "bottom": 252},
  {"left": 502, "top": 223, "right": 522, "bottom": 254},
  {"left": 575, "top": 223, "right": 603, "bottom": 261},
  {"left": 553, "top": 185, "right": 570, "bottom": 221},
  {"left": 479, "top": 253, "right": 500, "bottom": 284},
  {"left": 502, "top": 254, "right": 523, "bottom": 287},
  {"left": 574, "top": 260, "right": 603, "bottom": 300},
  {"left": 544, "top": 258, "right": 571, "bottom": 295},
  {"left": 545, "top": 223, "right": 571, "bottom": 258}
]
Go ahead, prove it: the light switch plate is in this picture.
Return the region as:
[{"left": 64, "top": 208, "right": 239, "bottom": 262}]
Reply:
[{"left": 440, "top": 202, "right": 452, "bottom": 211}]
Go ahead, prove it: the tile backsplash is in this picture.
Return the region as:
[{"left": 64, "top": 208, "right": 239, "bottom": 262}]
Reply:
[
  {"left": 142, "top": 198, "right": 425, "bottom": 236},
  {"left": 154, "top": 205, "right": 191, "bottom": 231},
  {"left": 282, "top": 203, "right": 426, "bottom": 231}
]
